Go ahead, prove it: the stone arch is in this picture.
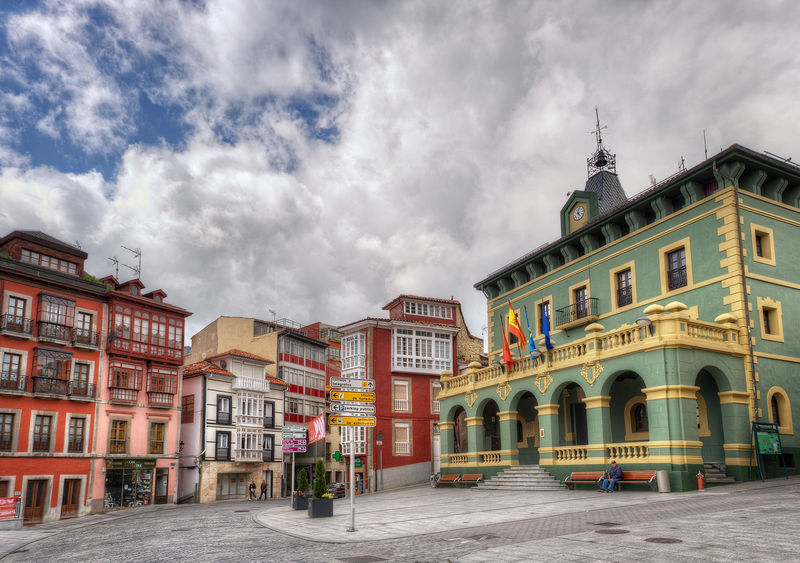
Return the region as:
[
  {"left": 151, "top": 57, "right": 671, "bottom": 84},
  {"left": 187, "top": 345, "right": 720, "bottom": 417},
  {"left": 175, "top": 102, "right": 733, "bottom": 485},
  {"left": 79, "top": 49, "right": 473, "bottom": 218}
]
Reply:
[
  {"left": 452, "top": 405, "right": 468, "bottom": 454},
  {"left": 552, "top": 382, "right": 588, "bottom": 446},
  {"left": 695, "top": 369, "right": 725, "bottom": 462},
  {"left": 606, "top": 371, "right": 648, "bottom": 443},
  {"left": 479, "top": 399, "right": 501, "bottom": 451},
  {"left": 693, "top": 364, "right": 734, "bottom": 393},
  {"left": 509, "top": 390, "right": 539, "bottom": 464}
]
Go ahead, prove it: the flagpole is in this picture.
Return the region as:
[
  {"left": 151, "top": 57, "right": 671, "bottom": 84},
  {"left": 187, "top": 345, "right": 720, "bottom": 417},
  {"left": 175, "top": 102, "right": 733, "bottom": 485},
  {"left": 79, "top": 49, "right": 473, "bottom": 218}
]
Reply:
[{"left": 499, "top": 315, "right": 513, "bottom": 372}]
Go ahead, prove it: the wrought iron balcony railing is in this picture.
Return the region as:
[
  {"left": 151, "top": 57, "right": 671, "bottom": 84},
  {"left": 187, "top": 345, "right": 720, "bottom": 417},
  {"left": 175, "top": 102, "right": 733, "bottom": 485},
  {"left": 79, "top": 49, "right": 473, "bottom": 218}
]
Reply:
[
  {"left": 216, "top": 447, "right": 230, "bottom": 461},
  {"left": 262, "top": 449, "right": 275, "bottom": 462},
  {"left": 555, "top": 298, "right": 599, "bottom": 327},
  {"left": 217, "top": 412, "right": 232, "bottom": 425},
  {"left": 72, "top": 329, "right": 100, "bottom": 348},
  {"left": 1, "top": 314, "right": 33, "bottom": 336},
  {"left": 0, "top": 373, "right": 27, "bottom": 392},
  {"left": 32, "top": 376, "right": 67, "bottom": 395},
  {"left": 68, "top": 380, "right": 95, "bottom": 398},
  {"left": 37, "top": 321, "right": 71, "bottom": 342},
  {"left": 263, "top": 416, "right": 275, "bottom": 429},
  {"left": 617, "top": 286, "right": 633, "bottom": 307},
  {"left": 668, "top": 266, "right": 687, "bottom": 290}
]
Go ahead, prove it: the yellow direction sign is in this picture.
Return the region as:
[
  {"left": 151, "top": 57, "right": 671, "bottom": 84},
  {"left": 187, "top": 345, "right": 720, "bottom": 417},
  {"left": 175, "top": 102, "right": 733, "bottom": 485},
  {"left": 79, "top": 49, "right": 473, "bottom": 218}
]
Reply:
[
  {"left": 330, "top": 390, "right": 375, "bottom": 403},
  {"left": 328, "top": 415, "right": 376, "bottom": 427}
]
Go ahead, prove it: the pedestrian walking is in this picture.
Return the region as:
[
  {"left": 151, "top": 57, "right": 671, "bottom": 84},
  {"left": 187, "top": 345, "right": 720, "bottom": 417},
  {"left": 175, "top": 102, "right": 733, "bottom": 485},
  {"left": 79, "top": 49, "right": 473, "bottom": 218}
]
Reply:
[
  {"left": 259, "top": 480, "right": 268, "bottom": 500},
  {"left": 249, "top": 481, "right": 257, "bottom": 500}
]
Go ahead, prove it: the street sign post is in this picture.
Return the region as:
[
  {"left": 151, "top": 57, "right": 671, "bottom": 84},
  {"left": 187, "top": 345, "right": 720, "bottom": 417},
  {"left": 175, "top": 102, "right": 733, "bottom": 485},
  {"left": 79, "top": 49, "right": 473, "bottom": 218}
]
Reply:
[
  {"left": 281, "top": 439, "right": 307, "bottom": 446},
  {"left": 282, "top": 445, "right": 307, "bottom": 453},
  {"left": 330, "top": 402, "right": 376, "bottom": 415},
  {"left": 330, "top": 390, "right": 375, "bottom": 402},
  {"left": 328, "top": 415, "right": 376, "bottom": 427},
  {"left": 329, "top": 377, "right": 375, "bottom": 390}
]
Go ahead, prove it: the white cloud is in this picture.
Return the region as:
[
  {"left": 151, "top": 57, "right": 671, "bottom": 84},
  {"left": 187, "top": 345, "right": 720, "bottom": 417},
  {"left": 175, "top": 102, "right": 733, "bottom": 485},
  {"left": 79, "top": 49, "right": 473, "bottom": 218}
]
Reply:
[{"left": 2, "top": 0, "right": 800, "bottom": 341}]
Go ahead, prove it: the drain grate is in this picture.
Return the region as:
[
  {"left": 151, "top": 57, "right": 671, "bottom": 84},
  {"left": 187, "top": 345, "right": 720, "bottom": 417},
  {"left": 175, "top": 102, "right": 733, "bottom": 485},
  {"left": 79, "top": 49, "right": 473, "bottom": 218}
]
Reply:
[
  {"left": 464, "top": 533, "right": 498, "bottom": 541},
  {"left": 338, "top": 557, "right": 388, "bottom": 563},
  {"left": 234, "top": 509, "right": 250, "bottom": 512},
  {"left": 595, "top": 529, "right": 630, "bottom": 535},
  {"left": 592, "top": 522, "right": 621, "bottom": 527},
  {"left": 645, "top": 537, "right": 682, "bottom": 544}
]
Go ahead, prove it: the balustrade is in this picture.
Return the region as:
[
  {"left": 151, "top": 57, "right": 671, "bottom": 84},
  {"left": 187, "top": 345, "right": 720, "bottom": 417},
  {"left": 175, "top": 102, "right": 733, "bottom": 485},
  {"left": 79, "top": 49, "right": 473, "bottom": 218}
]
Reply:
[
  {"left": 607, "top": 442, "right": 649, "bottom": 460},
  {"left": 553, "top": 446, "right": 589, "bottom": 461}
]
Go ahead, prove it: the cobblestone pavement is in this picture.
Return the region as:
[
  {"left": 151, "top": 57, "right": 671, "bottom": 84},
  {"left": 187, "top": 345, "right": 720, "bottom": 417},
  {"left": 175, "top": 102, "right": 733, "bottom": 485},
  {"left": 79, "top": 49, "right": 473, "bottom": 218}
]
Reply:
[{"left": 2, "top": 477, "right": 798, "bottom": 562}]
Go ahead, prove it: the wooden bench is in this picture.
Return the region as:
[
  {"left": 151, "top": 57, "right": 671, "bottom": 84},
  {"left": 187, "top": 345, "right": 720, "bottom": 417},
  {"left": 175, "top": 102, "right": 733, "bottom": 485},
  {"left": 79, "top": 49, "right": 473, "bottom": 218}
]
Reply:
[
  {"left": 615, "top": 470, "right": 658, "bottom": 491},
  {"left": 563, "top": 471, "right": 605, "bottom": 490},
  {"left": 458, "top": 473, "right": 483, "bottom": 486},
  {"left": 436, "top": 474, "right": 461, "bottom": 487}
]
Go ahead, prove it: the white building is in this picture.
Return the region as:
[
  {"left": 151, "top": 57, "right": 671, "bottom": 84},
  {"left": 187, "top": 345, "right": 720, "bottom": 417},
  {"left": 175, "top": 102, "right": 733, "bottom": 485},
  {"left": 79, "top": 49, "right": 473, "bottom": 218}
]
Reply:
[{"left": 178, "top": 349, "right": 286, "bottom": 502}]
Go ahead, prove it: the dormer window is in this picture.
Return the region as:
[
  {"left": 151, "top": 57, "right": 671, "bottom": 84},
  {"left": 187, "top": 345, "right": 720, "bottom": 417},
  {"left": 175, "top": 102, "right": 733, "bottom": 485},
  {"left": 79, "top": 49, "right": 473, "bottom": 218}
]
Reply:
[
  {"left": 20, "top": 249, "right": 78, "bottom": 275},
  {"left": 131, "top": 286, "right": 138, "bottom": 295},
  {"left": 404, "top": 300, "right": 452, "bottom": 320}
]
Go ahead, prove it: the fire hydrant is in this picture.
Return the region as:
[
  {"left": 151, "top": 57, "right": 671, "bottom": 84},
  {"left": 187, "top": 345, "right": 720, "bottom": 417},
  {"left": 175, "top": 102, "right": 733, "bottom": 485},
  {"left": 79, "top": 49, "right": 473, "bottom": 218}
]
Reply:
[{"left": 697, "top": 471, "right": 705, "bottom": 491}]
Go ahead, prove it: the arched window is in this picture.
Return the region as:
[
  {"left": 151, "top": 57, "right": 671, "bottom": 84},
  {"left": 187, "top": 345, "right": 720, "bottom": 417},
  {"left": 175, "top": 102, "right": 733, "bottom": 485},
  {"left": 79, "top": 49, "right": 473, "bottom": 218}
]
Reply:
[
  {"left": 633, "top": 403, "right": 649, "bottom": 433},
  {"left": 771, "top": 395, "right": 781, "bottom": 427},
  {"left": 454, "top": 408, "right": 468, "bottom": 454},
  {"left": 767, "top": 387, "right": 793, "bottom": 434}
]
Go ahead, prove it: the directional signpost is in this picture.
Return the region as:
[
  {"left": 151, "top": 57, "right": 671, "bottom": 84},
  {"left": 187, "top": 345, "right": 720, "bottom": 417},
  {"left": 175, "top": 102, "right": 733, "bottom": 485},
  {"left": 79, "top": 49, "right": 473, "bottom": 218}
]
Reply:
[
  {"left": 330, "top": 402, "right": 376, "bottom": 415},
  {"left": 282, "top": 426, "right": 307, "bottom": 495},
  {"left": 330, "top": 377, "right": 376, "bottom": 390},
  {"left": 329, "top": 415, "right": 377, "bottom": 426},
  {"left": 330, "top": 390, "right": 375, "bottom": 403}
]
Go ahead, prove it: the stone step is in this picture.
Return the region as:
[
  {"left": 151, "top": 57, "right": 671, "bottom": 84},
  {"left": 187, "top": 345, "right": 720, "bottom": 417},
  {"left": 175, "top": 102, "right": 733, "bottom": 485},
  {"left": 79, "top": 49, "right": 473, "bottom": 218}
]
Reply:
[
  {"left": 478, "top": 465, "right": 564, "bottom": 490},
  {"left": 476, "top": 485, "right": 565, "bottom": 490}
]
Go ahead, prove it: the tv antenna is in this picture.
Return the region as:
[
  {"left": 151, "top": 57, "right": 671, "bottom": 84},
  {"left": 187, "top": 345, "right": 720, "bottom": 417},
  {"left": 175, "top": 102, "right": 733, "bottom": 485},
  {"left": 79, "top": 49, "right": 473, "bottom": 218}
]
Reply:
[
  {"left": 121, "top": 245, "right": 142, "bottom": 279},
  {"left": 107, "top": 256, "right": 120, "bottom": 278}
]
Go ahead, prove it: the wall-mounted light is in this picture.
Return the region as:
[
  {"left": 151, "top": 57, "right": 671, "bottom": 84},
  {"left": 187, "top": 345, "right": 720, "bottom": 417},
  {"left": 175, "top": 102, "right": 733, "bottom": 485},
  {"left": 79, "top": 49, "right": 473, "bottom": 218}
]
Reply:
[
  {"left": 179, "top": 440, "right": 185, "bottom": 453},
  {"left": 636, "top": 316, "right": 654, "bottom": 336}
]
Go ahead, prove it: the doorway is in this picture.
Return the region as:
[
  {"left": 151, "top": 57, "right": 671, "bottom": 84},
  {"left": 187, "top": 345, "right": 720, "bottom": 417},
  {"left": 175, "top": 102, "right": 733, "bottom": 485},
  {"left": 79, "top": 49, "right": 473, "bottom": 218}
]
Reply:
[
  {"left": 262, "top": 470, "right": 273, "bottom": 499},
  {"left": 154, "top": 468, "right": 169, "bottom": 504},
  {"left": 24, "top": 479, "right": 48, "bottom": 524},
  {"left": 61, "top": 479, "right": 80, "bottom": 519}
]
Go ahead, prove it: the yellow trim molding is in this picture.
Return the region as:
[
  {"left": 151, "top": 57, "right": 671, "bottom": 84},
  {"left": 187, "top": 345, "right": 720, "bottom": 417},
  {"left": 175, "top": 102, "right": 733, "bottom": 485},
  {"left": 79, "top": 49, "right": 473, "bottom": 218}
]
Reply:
[
  {"left": 535, "top": 404, "right": 559, "bottom": 416},
  {"left": 609, "top": 260, "right": 637, "bottom": 313},
  {"left": 438, "top": 421, "right": 454, "bottom": 431},
  {"left": 766, "top": 386, "right": 794, "bottom": 435},
  {"left": 658, "top": 236, "right": 694, "bottom": 296},
  {"left": 756, "top": 296, "right": 784, "bottom": 343},
  {"left": 497, "top": 410, "right": 518, "bottom": 422},
  {"left": 643, "top": 385, "right": 700, "bottom": 401},
  {"left": 465, "top": 416, "right": 483, "bottom": 427},
  {"left": 723, "top": 443, "right": 754, "bottom": 452},
  {"left": 581, "top": 396, "right": 611, "bottom": 409},
  {"left": 750, "top": 222, "right": 776, "bottom": 266},
  {"left": 696, "top": 393, "right": 711, "bottom": 437},
  {"left": 717, "top": 391, "right": 751, "bottom": 405}
]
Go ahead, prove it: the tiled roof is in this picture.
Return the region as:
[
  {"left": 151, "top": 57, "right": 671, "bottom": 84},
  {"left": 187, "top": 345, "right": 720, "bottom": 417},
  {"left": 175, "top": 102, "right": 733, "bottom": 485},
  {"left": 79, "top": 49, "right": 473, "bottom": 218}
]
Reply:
[
  {"left": 205, "top": 348, "right": 274, "bottom": 364},
  {"left": 584, "top": 170, "right": 627, "bottom": 215},
  {"left": 265, "top": 375, "right": 288, "bottom": 387},
  {"left": 383, "top": 294, "right": 460, "bottom": 309},
  {"left": 182, "top": 360, "right": 234, "bottom": 377}
]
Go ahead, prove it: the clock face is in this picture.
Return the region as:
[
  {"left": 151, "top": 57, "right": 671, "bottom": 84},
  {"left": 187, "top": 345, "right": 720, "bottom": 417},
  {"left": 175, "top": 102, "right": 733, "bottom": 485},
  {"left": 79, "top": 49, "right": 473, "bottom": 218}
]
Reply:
[{"left": 572, "top": 205, "right": 585, "bottom": 221}]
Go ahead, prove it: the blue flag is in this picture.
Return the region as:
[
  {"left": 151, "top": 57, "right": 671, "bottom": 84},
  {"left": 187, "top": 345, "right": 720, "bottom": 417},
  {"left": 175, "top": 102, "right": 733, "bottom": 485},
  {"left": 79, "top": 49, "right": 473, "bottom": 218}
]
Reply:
[
  {"left": 524, "top": 307, "right": 536, "bottom": 358},
  {"left": 542, "top": 307, "right": 554, "bottom": 350}
]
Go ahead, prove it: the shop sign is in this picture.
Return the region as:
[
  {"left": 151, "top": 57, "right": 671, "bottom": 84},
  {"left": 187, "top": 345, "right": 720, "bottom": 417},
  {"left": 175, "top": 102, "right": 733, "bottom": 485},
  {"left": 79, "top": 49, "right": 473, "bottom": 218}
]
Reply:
[
  {"left": 107, "top": 458, "right": 156, "bottom": 469},
  {"left": 0, "top": 497, "right": 20, "bottom": 519}
]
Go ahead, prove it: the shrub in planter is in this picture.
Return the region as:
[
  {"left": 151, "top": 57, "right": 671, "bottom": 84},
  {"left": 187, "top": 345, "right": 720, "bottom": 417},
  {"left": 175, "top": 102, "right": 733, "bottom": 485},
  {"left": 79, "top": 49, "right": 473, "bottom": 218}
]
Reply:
[
  {"left": 291, "top": 468, "right": 310, "bottom": 510},
  {"left": 308, "top": 459, "right": 333, "bottom": 518}
]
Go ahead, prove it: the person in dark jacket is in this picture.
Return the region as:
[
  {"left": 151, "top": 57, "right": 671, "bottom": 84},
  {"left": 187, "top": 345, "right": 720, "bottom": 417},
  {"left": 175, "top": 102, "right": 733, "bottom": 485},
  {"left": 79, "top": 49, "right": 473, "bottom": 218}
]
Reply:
[
  {"left": 599, "top": 461, "right": 623, "bottom": 493},
  {"left": 249, "top": 481, "right": 257, "bottom": 500},
  {"left": 259, "top": 480, "right": 268, "bottom": 500}
]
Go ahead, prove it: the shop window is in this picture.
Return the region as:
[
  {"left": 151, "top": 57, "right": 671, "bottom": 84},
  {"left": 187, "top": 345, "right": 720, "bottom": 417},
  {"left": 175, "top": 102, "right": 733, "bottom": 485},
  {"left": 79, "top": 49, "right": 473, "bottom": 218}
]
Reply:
[
  {"left": 757, "top": 297, "right": 784, "bottom": 342},
  {"left": 750, "top": 224, "right": 776, "bottom": 266},
  {"left": 68, "top": 417, "right": 85, "bottom": 453},
  {"left": 767, "top": 387, "right": 794, "bottom": 435},
  {"left": 109, "top": 420, "right": 128, "bottom": 454},
  {"left": 149, "top": 422, "right": 166, "bottom": 454}
]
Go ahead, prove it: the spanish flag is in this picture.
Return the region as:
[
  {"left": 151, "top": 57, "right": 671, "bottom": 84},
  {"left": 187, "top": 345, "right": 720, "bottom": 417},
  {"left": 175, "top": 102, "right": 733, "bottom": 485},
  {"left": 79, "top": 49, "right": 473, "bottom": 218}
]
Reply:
[
  {"left": 507, "top": 301, "right": 526, "bottom": 352},
  {"left": 501, "top": 318, "right": 514, "bottom": 371}
]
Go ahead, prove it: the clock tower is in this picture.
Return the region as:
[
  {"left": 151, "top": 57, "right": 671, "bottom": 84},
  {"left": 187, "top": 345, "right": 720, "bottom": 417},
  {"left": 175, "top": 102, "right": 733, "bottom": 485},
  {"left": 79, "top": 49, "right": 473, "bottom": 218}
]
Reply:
[{"left": 560, "top": 109, "right": 627, "bottom": 236}]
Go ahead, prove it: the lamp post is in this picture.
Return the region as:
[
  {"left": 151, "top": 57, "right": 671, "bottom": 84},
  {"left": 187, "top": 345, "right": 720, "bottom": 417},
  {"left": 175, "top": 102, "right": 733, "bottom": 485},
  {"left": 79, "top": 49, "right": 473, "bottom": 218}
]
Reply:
[
  {"left": 376, "top": 431, "right": 384, "bottom": 491},
  {"left": 636, "top": 316, "right": 654, "bottom": 336}
]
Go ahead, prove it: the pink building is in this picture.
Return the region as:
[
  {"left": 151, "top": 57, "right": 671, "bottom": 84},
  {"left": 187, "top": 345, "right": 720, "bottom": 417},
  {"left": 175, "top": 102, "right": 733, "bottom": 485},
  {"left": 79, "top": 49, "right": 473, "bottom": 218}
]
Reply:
[{"left": 90, "top": 278, "right": 191, "bottom": 511}]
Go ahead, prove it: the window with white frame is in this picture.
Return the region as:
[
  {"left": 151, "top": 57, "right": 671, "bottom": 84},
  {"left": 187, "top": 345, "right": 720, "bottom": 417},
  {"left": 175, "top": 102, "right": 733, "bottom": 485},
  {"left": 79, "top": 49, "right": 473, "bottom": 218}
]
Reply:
[
  {"left": 237, "top": 393, "right": 264, "bottom": 426},
  {"left": 404, "top": 301, "right": 452, "bottom": 319},
  {"left": 431, "top": 380, "right": 442, "bottom": 414},
  {"left": 236, "top": 428, "right": 263, "bottom": 461},
  {"left": 393, "top": 422, "right": 411, "bottom": 455},
  {"left": 392, "top": 329, "right": 451, "bottom": 372},
  {"left": 288, "top": 398, "right": 300, "bottom": 415},
  {"left": 231, "top": 361, "right": 263, "bottom": 379},
  {"left": 341, "top": 333, "right": 366, "bottom": 370},
  {"left": 340, "top": 426, "right": 366, "bottom": 455},
  {"left": 393, "top": 379, "right": 409, "bottom": 411}
]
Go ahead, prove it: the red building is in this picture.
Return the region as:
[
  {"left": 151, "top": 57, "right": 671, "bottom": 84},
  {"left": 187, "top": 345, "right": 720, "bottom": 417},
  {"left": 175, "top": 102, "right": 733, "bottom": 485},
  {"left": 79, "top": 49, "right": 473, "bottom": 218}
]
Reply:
[
  {"left": 91, "top": 277, "right": 191, "bottom": 512},
  {"left": 0, "top": 231, "right": 106, "bottom": 524},
  {"left": 338, "top": 296, "right": 463, "bottom": 490}
]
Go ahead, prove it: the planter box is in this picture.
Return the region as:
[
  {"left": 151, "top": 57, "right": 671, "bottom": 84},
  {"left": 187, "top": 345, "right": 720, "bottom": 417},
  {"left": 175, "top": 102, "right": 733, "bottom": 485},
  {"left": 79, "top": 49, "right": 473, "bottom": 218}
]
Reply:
[
  {"left": 291, "top": 493, "right": 308, "bottom": 510},
  {"left": 307, "top": 498, "right": 333, "bottom": 518}
]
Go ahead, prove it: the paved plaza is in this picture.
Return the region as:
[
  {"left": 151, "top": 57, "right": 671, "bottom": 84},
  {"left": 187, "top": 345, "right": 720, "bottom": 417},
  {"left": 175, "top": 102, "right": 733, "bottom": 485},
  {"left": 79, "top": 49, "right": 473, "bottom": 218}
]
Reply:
[{"left": 1, "top": 476, "right": 798, "bottom": 562}]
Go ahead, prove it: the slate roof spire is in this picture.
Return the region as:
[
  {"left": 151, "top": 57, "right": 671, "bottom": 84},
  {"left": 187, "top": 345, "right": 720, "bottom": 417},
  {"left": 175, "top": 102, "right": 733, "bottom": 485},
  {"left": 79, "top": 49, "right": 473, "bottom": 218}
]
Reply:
[{"left": 585, "top": 107, "right": 627, "bottom": 215}]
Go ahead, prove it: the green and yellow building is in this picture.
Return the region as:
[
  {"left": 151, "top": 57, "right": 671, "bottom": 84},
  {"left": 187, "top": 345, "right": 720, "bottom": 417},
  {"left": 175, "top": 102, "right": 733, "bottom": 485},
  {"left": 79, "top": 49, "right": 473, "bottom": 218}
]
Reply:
[{"left": 438, "top": 142, "right": 799, "bottom": 491}]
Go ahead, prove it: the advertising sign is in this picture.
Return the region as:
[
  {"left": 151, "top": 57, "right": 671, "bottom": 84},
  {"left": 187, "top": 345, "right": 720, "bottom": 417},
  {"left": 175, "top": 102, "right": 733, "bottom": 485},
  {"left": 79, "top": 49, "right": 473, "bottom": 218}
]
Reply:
[
  {"left": 0, "top": 497, "right": 20, "bottom": 519},
  {"left": 308, "top": 413, "right": 326, "bottom": 444}
]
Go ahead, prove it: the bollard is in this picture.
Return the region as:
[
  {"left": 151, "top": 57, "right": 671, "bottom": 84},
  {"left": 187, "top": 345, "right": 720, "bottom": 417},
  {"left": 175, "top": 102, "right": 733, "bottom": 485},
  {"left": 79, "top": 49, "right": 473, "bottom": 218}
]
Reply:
[{"left": 697, "top": 471, "right": 705, "bottom": 491}]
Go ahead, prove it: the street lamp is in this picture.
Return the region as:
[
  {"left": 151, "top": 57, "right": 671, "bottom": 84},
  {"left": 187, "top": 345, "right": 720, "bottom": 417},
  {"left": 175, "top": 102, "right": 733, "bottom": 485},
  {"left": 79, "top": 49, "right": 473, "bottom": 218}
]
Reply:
[
  {"left": 376, "top": 431, "right": 385, "bottom": 491},
  {"left": 636, "top": 316, "right": 654, "bottom": 336}
]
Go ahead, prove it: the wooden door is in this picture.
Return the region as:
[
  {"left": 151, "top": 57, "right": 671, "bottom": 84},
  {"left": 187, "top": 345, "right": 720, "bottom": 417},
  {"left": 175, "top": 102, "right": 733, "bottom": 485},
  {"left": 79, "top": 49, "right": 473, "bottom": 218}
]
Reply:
[
  {"left": 0, "top": 480, "right": 8, "bottom": 496},
  {"left": 24, "top": 479, "right": 47, "bottom": 524},
  {"left": 61, "top": 479, "right": 80, "bottom": 518}
]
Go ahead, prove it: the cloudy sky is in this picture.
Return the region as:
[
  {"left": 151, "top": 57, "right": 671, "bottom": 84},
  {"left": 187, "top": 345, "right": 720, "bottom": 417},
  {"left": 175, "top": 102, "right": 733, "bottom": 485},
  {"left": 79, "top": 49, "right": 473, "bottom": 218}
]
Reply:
[{"left": 2, "top": 0, "right": 799, "bottom": 343}]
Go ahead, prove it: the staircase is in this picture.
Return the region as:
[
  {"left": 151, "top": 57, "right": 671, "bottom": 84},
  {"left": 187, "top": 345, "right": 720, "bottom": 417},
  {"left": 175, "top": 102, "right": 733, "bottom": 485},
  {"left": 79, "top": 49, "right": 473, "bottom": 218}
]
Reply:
[
  {"left": 476, "top": 465, "right": 565, "bottom": 491},
  {"left": 703, "top": 462, "right": 736, "bottom": 484}
]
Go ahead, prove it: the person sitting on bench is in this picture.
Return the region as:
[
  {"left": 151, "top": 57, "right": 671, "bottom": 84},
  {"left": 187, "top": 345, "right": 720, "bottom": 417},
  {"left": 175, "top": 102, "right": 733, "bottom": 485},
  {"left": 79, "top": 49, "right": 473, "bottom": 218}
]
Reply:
[{"left": 599, "top": 461, "right": 623, "bottom": 493}]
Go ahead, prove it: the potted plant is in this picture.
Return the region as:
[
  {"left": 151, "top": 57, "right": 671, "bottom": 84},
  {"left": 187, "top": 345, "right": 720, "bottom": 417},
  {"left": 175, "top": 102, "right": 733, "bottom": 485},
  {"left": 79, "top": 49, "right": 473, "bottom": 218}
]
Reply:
[
  {"left": 308, "top": 459, "right": 333, "bottom": 518},
  {"left": 291, "top": 468, "right": 309, "bottom": 510}
]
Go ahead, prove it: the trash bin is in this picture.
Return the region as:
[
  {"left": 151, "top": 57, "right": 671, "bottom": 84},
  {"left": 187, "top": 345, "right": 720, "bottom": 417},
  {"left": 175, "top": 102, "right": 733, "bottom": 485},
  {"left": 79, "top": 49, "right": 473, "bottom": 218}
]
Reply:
[{"left": 656, "top": 470, "right": 670, "bottom": 493}]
